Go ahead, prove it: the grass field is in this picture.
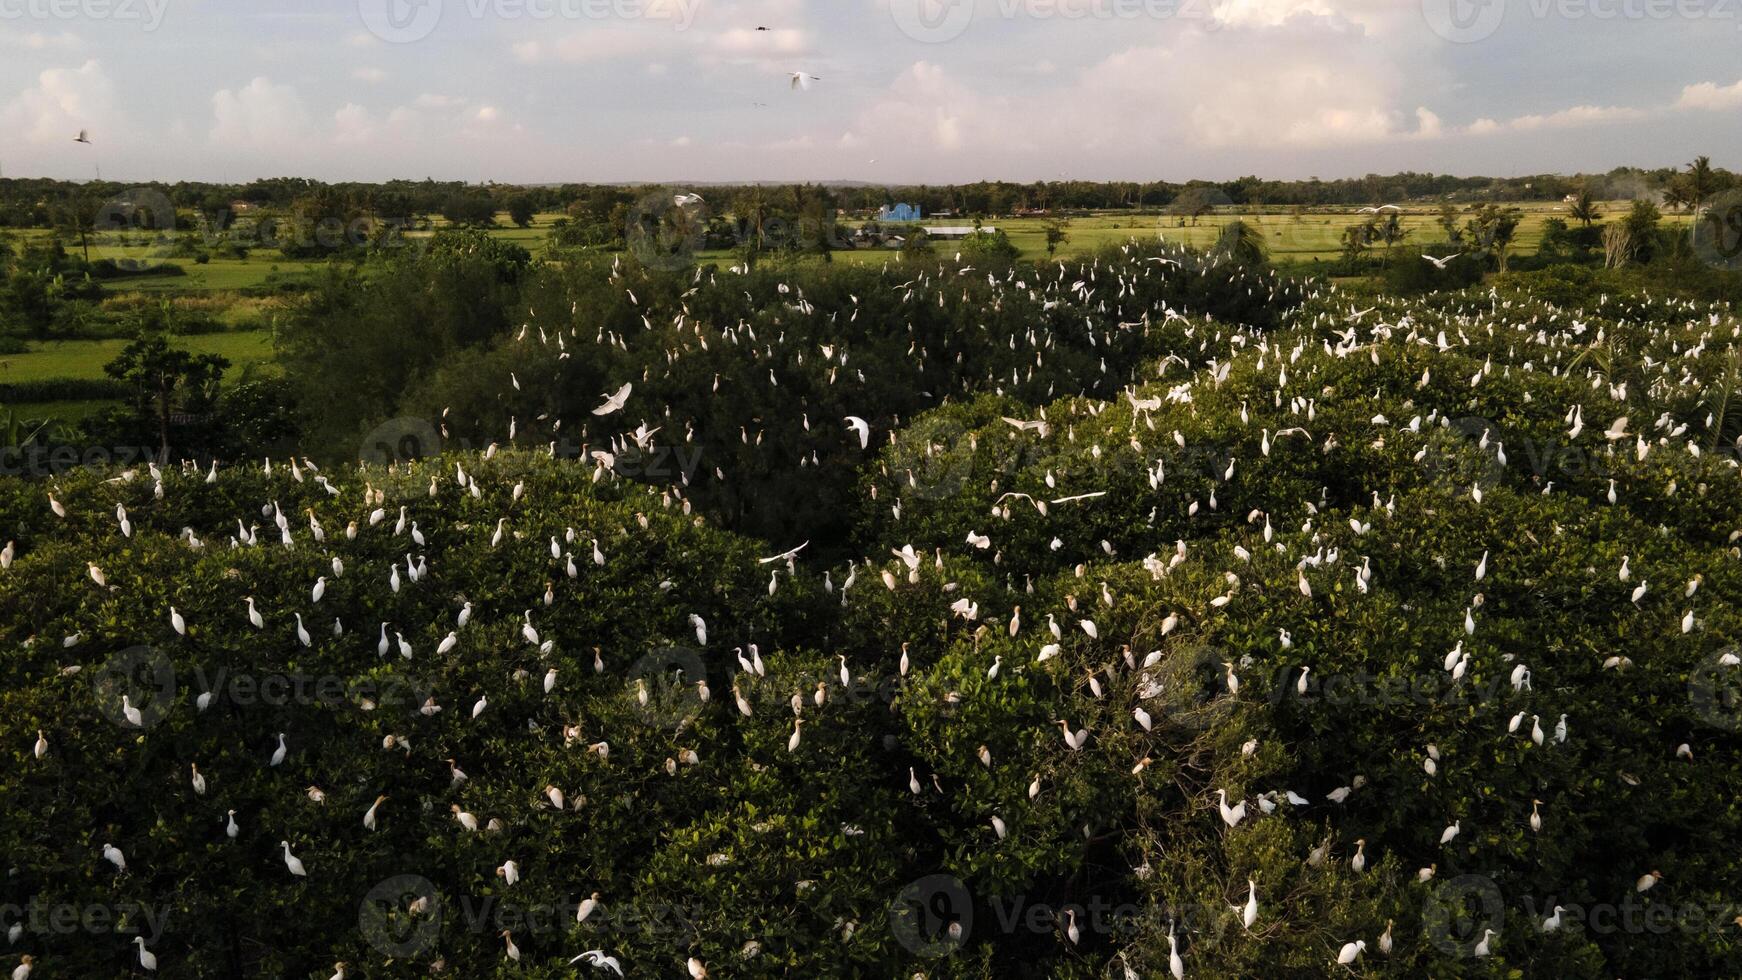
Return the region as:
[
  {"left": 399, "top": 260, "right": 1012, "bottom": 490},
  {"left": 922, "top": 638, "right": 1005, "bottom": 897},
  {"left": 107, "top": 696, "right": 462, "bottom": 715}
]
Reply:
[
  {"left": 1, "top": 331, "right": 274, "bottom": 384},
  {"left": 687, "top": 201, "right": 1693, "bottom": 268},
  {"left": 0, "top": 332, "right": 276, "bottom": 421},
  {"left": 0, "top": 201, "right": 1693, "bottom": 425},
  {"left": 8, "top": 202, "right": 1693, "bottom": 292}
]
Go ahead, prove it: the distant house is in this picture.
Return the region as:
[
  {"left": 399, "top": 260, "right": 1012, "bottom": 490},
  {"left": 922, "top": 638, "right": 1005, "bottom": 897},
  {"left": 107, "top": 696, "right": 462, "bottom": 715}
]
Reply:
[
  {"left": 922, "top": 226, "right": 994, "bottom": 240},
  {"left": 879, "top": 203, "right": 922, "bottom": 223}
]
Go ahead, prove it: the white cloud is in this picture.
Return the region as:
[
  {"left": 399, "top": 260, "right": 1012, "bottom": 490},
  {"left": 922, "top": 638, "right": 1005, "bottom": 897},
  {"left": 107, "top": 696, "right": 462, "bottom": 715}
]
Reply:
[
  {"left": 511, "top": 28, "right": 666, "bottom": 63},
  {"left": 210, "top": 77, "right": 311, "bottom": 148},
  {"left": 1676, "top": 79, "right": 1742, "bottom": 111},
  {"left": 1494, "top": 104, "right": 1648, "bottom": 132},
  {"left": 1415, "top": 107, "right": 1443, "bottom": 139},
  {"left": 333, "top": 103, "right": 374, "bottom": 143},
  {"left": 1061, "top": 21, "right": 1424, "bottom": 150},
  {"left": 1, "top": 59, "right": 115, "bottom": 145},
  {"left": 710, "top": 26, "right": 813, "bottom": 60},
  {"left": 0, "top": 26, "right": 81, "bottom": 50},
  {"left": 352, "top": 67, "right": 388, "bottom": 83}
]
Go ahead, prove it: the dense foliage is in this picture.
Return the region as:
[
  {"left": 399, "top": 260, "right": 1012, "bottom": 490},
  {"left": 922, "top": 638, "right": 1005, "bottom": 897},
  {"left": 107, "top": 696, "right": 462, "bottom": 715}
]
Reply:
[{"left": 3, "top": 239, "right": 1742, "bottom": 978}]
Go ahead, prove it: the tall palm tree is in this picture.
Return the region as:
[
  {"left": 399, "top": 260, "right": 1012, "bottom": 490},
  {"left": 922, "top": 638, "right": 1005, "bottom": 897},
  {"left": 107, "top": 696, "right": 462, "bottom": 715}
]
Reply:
[
  {"left": 1213, "top": 220, "right": 1268, "bottom": 267},
  {"left": 1568, "top": 188, "right": 1601, "bottom": 228},
  {"left": 733, "top": 186, "right": 771, "bottom": 269},
  {"left": 1685, "top": 155, "right": 1719, "bottom": 241}
]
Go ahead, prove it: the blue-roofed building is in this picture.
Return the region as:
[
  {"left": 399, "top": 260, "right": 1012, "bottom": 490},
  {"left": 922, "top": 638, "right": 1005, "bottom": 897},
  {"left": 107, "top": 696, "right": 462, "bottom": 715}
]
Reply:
[{"left": 879, "top": 203, "right": 922, "bottom": 223}]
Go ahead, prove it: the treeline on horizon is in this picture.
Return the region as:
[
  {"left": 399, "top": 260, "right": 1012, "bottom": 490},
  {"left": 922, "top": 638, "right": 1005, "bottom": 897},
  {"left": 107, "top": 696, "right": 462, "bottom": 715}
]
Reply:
[{"left": 1, "top": 164, "right": 1736, "bottom": 228}]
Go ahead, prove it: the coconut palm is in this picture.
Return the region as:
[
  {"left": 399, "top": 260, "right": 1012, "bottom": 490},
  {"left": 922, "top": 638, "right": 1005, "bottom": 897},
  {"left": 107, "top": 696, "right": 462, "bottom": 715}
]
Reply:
[{"left": 1568, "top": 188, "right": 1601, "bottom": 228}]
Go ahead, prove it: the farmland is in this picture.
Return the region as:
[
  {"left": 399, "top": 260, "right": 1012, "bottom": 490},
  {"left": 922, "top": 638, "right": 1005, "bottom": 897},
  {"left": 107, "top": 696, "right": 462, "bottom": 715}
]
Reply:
[{"left": 0, "top": 197, "right": 1700, "bottom": 428}]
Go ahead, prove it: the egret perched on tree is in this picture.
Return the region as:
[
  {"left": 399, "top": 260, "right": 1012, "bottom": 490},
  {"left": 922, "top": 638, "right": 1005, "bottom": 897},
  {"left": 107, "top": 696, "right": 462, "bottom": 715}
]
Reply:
[
  {"left": 363, "top": 795, "right": 386, "bottom": 831},
  {"left": 281, "top": 841, "right": 307, "bottom": 876},
  {"left": 1216, "top": 789, "right": 1246, "bottom": 828},
  {"left": 1238, "top": 879, "right": 1259, "bottom": 930},
  {"left": 132, "top": 938, "right": 156, "bottom": 971}
]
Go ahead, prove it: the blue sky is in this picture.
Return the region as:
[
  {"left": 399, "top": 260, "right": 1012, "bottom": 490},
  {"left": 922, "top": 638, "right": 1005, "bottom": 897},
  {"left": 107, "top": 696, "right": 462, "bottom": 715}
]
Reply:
[{"left": 2, "top": 0, "right": 1740, "bottom": 183}]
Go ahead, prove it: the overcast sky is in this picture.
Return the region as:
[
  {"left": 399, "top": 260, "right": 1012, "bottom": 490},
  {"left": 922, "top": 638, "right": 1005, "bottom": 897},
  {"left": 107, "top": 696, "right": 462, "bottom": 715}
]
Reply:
[{"left": 2, "top": 0, "right": 1740, "bottom": 184}]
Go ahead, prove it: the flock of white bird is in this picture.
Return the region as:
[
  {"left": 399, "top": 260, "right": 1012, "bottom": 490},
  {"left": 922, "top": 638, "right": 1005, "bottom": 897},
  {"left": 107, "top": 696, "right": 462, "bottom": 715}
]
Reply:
[{"left": 6, "top": 240, "right": 1742, "bottom": 976}]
